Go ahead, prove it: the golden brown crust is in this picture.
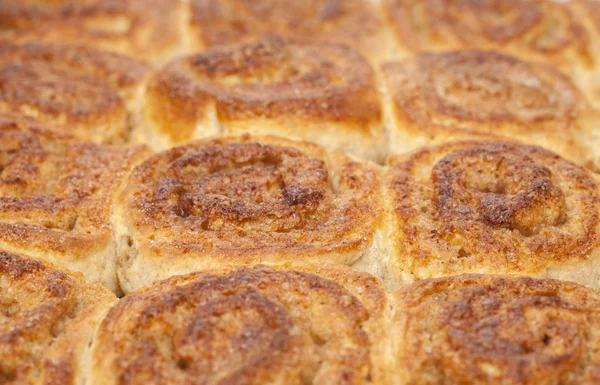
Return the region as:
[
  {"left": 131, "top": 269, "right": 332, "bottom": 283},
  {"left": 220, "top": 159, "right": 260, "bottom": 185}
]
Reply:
[
  {"left": 0, "top": 250, "right": 115, "bottom": 385},
  {"left": 0, "top": 114, "right": 151, "bottom": 291},
  {"left": 0, "top": 40, "right": 151, "bottom": 144},
  {"left": 382, "top": 50, "right": 600, "bottom": 170},
  {"left": 0, "top": 0, "right": 185, "bottom": 63},
  {"left": 383, "top": 140, "right": 600, "bottom": 289},
  {"left": 90, "top": 264, "right": 391, "bottom": 385},
  {"left": 144, "top": 36, "right": 384, "bottom": 161},
  {"left": 189, "top": 0, "right": 397, "bottom": 62},
  {"left": 114, "top": 134, "right": 383, "bottom": 292},
  {"left": 392, "top": 274, "right": 600, "bottom": 385},
  {"left": 384, "top": 0, "right": 594, "bottom": 69}
]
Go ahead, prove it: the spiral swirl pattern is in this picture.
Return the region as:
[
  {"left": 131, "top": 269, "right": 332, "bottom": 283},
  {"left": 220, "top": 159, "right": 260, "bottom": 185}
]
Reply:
[
  {"left": 90, "top": 264, "right": 390, "bottom": 385},
  {"left": 0, "top": 0, "right": 184, "bottom": 63},
  {"left": 0, "top": 114, "right": 150, "bottom": 292},
  {"left": 382, "top": 50, "right": 600, "bottom": 169},
  {"left": 384, "top": 0, "right": 594, "bottom": 71},
  {"left": 0, "top": 41, "right": 150, "bottom": 144},
  {"left": 0, "top": 250, "right": 115, "bottom": 385},
  {"left": 144, "top": 36, "right": 384, "bottom": 161},
  {"left": 113, "top": 135, "right": 382, "bottom": 292},
  {"left": 189, "top": 0, "right": 395, "bottom": 62},
  {"left": 384, "top": 140, "right": 600, "bottom": 289},
  {"left": 392, "top": 275, "right": 600, "bottom": 385}
]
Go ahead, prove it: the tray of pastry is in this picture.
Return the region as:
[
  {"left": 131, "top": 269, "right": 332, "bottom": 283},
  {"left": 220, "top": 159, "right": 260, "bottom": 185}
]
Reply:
[{"left": 1, "top": 0, "right": 600, "bottom": 384}]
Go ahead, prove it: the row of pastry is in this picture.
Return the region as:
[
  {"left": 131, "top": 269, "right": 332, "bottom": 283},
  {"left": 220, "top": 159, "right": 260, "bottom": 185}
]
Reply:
[
  {"left": 0, "top": 1, "right": 599, "bottom": 165},
  {"left": 5, "top": 248, "right": 600, "bottom": 385},
  {"left": 2, "top": 115, "right": 599, "bottom": 295}
]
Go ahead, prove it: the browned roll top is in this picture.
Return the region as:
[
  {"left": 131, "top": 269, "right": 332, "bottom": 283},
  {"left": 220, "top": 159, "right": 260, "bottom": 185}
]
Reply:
[
  {"left": 0, "top": 41, "right": 150, "bottom": 144},
  {"left": 385, "top": 0, "right": 594, "bottom": 68},
  {"left": 90, "top": 265, "right": 390, "bottom": 385},
  {"left": 190, "top": 0, "right": 394, "bottom": 61},
  {"left": 0, "top": 114, "right": 149, "bottom": 290},
  {"left": 0, "top": 250, "right": 115, "bottom": 385},
  {"left": 385, "top": 50, "right": 579, "bottom": 124},
  {"left": 0, "top": 0, "right": 184, "bottom": 63},
  {"left": 382, "top": 50, "right": 600, "bottom": 168},
  {"left": 121, "top": 135, "right": 379, "bottom": 254},
  {"left": 384, "top": 140, "right": 600, "bottom": 285},
  {"left": 393, "top": 275, "right": 600, "bottom": 385},
  {"left": 144, "top": 36, "right": 383, "bottom": 160}
]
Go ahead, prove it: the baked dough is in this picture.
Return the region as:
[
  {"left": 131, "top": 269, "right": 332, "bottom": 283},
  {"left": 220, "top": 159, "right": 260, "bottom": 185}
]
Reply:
[
  {"left": 0, "top": 250, "right": 115, "bottom": 385},
  {"left": 89, "top": 264, "right": 392, "bottom": 385},
  {"left": 382, "top": 50, "right": 600, "bottom": 171},
  {"left": 113, "top": 134, "right": 383, "bottom": 293},
  {"left": 143, "top": 36, "right": 386, "bottom": 162},
  {"left": 571, "top": 0, "right": 600, "bottom": 107},
  {"left": 383, "top": 140, "right": 600, "bottom": 290},
  {"left": 0, "top": 40, "right": 151, "bottom": 144},
  {"left": 0, "top": 114, "right": 150, "bottom": 292},
  {"left": 383, "top": 0, "right": 598, "bottom": 101},
  {"left": 392, "top": 274, "right": 600, "bottom": 385},
  {"left": 189, "top": 0, "right": 397, "bottom": 63},
  {"left": 0, "top": 0, "right": 186, "bottom": 64}
]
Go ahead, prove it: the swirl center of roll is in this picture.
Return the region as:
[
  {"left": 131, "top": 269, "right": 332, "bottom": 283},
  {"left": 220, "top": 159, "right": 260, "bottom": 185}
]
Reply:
[
  {"left": 110, "top": 267, "right": 374, "bottom": 385},
  {"left": 158, "top": 142, "right": 329, "bottom": 232},
  {"left": 189, "top": 37, "right": 342, "bottom": 91},
  {"left": 432, "top": 145, "right": 566, "bottom": 235},
  {"left": 171, "top": 289, "right": 317, "bottom": 381},
  {"left": 441, "top": 282, "right": 586, "bottom": 382}
]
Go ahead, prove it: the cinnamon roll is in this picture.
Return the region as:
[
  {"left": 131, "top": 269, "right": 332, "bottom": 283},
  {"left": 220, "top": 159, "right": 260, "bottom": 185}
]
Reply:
[
  {"left": 189, "top": 0, "right": 397, "bottom": 63},
  {"left": 0, "top": 114, "right": 150, "bottom": 292},
  {"left": 383, "top": 140, "right": 600, "bottom": 290},
  {"left": 143, "top": 36, "right": 385, "bottom": 162},
  {"left": 113, "top": 135, "right": 383, "bottom": 293},
  {"left": 89, "top": 264, "right": 392, "bottom": 385},
  {"left": 0, "top": 250, "right": 115, "bottom": 385},
  {"left": 392, "top": 274, "right": 600, "bottom": 385},
  {"left": 0, "top": 40, "right": 150, "bottom": 144},
  {"left": 0, "top": 0, "right": 186, "bottom": 64},
  {"left": 382, "top": 50, "right": 600, "bottom": 170},
  {"left": 383, "top": 0, "right": 597, "bottom": 92}
]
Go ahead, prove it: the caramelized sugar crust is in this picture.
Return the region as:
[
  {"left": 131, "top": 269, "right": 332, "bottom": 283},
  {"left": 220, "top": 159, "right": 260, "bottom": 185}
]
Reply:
[
  {"left": 145, "top": 37, "right": 384, "bottom": 160},
  {"left": 384, "top": 141, "right": 600, "bottom": 286},
  {"left": 115, "top": 135, "right": 382, "bottom": 292},
  {"left": 0, "top": 114, "right": 149, "bottom": 290},
  {"left": 392, "top": 274, "right": 600, "bottom": 385},
  {"left": 90, "top": 264, "right": 391, "bottom": 385},
  {"left": 0, "top": 40, "right": 150, "bottom": 144},
  {"left": 0, "top": 250, "right": 115, "bottom": 385}
]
